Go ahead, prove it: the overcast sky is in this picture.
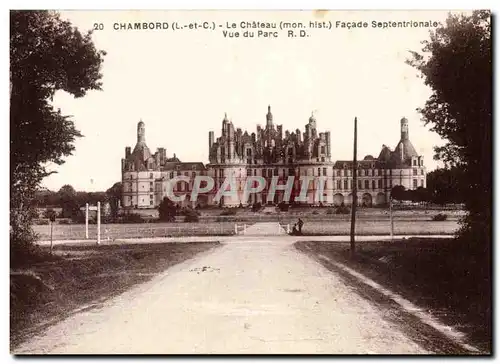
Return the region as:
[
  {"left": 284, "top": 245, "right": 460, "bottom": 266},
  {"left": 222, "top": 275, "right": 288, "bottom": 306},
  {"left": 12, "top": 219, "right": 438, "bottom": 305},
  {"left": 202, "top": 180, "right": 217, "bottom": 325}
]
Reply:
[{"left": 41, "top": 10, "right": 454, "bottom": 192}]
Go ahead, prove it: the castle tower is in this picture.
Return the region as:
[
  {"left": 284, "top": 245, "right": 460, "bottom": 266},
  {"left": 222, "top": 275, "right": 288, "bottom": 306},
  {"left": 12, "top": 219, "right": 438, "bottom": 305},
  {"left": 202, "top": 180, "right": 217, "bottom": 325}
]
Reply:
[
  {"left": 137, "top": 120, "right": 146, "bottom": 143},
  {"left": 222, "top": 113, "right": 229, "bottom": 136},
  {"left": 400, "top": 117, "right": 409, "bottom": 141},
  {"left": 266, "top": 105, "right": 273, "bottom": 128}
]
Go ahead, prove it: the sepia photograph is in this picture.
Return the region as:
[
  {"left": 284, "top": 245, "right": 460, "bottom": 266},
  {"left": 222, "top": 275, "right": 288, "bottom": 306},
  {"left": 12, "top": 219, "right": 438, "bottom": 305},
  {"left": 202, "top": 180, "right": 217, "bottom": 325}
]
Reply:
[{"left": 9, "top": 9, "right": 492, "bottom": 355}]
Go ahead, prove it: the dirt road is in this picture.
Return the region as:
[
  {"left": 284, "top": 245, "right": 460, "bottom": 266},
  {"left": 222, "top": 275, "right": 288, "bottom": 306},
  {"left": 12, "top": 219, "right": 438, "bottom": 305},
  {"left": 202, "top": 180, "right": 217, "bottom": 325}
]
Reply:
[{"left": 14, "top": 235, "right": 430, "bottom": 354}]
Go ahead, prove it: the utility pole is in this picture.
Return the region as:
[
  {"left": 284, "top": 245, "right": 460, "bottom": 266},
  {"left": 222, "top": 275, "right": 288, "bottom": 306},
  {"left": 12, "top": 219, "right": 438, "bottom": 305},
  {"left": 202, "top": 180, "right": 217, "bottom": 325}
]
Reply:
[
  {"left": 85, "top": 203, "right": 89, "bottom": 239},
  {"left": 350, "top": 117, "right": 358, "bottom": 258},
  {"left": 389, "top": 195, "right": 394, "bottom": 242},
  {"left": 97, "top": 201, "right": 101, "bottom": 245}
]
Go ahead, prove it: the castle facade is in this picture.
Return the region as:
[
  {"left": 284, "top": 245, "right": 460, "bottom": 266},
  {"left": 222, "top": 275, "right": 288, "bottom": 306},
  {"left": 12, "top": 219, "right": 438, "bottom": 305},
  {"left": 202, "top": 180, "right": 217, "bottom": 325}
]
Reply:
[{"left": 121, "top": 106, "right": 426, "bottom": 208}]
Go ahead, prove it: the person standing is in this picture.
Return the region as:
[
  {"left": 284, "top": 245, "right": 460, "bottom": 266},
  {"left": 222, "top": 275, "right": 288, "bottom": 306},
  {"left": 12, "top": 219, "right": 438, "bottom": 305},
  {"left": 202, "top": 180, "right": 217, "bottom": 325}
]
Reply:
[{"left": 297, "top": 218, "right": 304, "bottom": 234}]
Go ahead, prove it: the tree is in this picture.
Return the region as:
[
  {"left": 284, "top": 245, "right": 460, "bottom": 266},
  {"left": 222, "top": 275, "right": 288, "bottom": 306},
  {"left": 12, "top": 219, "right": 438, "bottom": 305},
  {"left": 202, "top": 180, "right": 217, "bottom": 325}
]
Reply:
[
  {"left": 58, "top": 185, "right": 80, "bottom": 219},
  {"left": 426, "top": 167, "right": 464, "bottom": 205},
  {"left": 106, "top": 182, "right": 122, "bottom": 219},
  {"left": 10, "top": 11, "right": 105, "bottom": 251},
  {"left": 390, "top": 185, "right": 406, "bottom": 202},
  {"left": 158, "top": 197, "right": 178, "bottom": 222},
  {"left": 408, "top": 11, "right": 491, "bottom": 252}
]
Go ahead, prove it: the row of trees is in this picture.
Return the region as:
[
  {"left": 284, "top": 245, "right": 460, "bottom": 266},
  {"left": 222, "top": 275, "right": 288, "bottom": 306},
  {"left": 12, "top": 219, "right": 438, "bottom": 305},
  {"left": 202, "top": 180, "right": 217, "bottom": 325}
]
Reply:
[
  {"left": 35, "top": 183, "right": 122, "bottom": 219},
  {"left": 389, "top": 167, "right": 465, "bottom": 205}
]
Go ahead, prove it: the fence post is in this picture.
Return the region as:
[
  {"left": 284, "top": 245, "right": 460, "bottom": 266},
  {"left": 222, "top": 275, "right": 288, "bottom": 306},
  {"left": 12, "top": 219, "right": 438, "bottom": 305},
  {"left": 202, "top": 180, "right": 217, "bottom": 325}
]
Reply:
[
  {"left": 235, "top": 224, "right": 237, "bottom": 234},
  {"left": 244, "top": 224, "right": 247, "bottom": 234}
]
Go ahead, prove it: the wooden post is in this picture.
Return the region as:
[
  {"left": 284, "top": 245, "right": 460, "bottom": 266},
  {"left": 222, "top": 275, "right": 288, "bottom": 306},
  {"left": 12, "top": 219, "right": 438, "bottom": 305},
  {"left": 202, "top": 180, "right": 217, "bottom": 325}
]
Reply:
[
  {"left": 97, "top": 201, "right": 101, "bottom": 245},
  {"left": 350, "top": 117, "right": 358, "bottom": 258},
  {"left": 85, "top": 203, "right": 89, "bottom": 239},
  {"left": 50, "top": 220, "right": 53, "bottom": 254}
]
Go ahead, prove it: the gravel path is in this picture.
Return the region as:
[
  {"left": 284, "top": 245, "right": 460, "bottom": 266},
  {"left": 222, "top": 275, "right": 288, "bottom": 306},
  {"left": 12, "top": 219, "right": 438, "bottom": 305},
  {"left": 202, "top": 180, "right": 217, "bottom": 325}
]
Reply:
[{"left": 15, "top": 235, "right": 430, "bottom": 354}]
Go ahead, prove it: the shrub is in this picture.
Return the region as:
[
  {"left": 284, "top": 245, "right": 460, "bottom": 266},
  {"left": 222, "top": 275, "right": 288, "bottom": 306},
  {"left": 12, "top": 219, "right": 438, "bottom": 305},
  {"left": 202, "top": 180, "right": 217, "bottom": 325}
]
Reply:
[
  {"left": 120, "top": 213, "right": 146, "bottom": 224},
  {"left": 184, "top": 209, "right": 200, "bottom": 223},
  {"left": 278, "top": 201, "right": 289, "bottom": 212},
  {"left": 432, "top": 213, "right": 448, "bottom": 221},
  {"left": 312, "top": 210, "right": 319, "bottom": 215},
  {"left": 158, "top": 197, "right": 178, "bottom": 222},
  {"left": 220, "top": 209, "right": 237, "bottom": 216},
  {"left": 335, "top": 205, "right": 350, "bottom": 214},
  {"left": 326, "top": 208, "right": 335, "bottom": 215},
  {"left": 251, "top": 202, "right": 262, "bottom": 212}
]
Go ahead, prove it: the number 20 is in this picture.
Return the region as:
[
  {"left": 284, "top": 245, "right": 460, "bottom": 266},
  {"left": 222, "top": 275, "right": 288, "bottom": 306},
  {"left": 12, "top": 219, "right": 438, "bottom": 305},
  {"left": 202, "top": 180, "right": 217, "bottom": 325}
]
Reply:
[{"left": 93, "top": 23, "right": 104, "bottom": 30}]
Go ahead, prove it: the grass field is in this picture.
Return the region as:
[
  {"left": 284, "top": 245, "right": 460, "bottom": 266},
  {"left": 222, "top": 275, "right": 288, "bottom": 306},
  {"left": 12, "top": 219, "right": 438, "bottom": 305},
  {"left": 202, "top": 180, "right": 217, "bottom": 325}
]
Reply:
[
  {"left": 295, "top": 239, "right": 491, "bottom": 353},
  {"left": 33, "top": 221, "right": 238, "bottom": 240},
  {"left": 10, "top": 241, "right": 219, "bottom": 348},
  {"left": 33, "top": 218, "right": 459, "bottom": 240},
  {"left": 281, "top": 219, "right": 459, "bottom": 235}
]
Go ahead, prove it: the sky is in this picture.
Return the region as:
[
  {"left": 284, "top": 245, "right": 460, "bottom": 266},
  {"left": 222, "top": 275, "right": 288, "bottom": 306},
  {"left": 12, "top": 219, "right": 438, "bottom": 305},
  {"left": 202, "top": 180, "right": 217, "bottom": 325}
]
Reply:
[{"left": 41, "top": 9, "right": 454, "bottom": 192}]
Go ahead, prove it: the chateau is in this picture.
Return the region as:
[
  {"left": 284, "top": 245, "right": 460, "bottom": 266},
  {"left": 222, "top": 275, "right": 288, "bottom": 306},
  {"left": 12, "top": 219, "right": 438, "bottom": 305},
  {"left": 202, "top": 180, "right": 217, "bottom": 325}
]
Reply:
[{"left": 121, "top": 106, "right": 426, "bottom": 209}]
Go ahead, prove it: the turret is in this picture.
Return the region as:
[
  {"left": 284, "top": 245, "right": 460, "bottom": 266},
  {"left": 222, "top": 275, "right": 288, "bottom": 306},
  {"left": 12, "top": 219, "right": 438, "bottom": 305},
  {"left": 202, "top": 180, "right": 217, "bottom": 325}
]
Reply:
[
  {"left": 137, "top": 120, "right": 146, "bottom": 143},
  {"left": 266, "top": 105, "right": 273, "bottom": 128},
  {"left": 401, "top": 117, "right": 409, "bottom": 141}
]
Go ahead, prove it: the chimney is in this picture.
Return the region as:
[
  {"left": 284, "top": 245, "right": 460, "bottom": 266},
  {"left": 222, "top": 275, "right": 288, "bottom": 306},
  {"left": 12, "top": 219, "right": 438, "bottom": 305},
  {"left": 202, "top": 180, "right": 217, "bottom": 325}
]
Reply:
[
  {"left": 325, "top": 131, "right": 331, "bottom": 157},
  {"left": 125, "top": 146, "right": 131, "bottom": 158},
  {"left": 209, "top": 131, "right": 214, "bottom": 149}
]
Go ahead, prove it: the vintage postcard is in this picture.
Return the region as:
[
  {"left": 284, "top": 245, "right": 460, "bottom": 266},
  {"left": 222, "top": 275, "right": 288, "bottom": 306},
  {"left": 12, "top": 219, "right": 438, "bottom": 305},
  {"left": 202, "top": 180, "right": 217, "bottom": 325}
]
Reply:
[{"left": 10, "top": 9, "right": 492, "bottom": 355}]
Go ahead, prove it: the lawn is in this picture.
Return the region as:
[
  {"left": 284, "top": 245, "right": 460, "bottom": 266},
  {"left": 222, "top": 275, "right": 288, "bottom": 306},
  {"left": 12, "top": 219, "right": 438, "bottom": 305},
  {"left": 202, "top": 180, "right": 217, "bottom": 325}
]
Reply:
[
  {"left": 32, "top": 222, "right": 238, "bottom": 241},
  {"left": 10, "top": 241, "right": 220, "bottom": 349},
  {"left": 295, "top": 239, "right": 491, "bottom": 354}
]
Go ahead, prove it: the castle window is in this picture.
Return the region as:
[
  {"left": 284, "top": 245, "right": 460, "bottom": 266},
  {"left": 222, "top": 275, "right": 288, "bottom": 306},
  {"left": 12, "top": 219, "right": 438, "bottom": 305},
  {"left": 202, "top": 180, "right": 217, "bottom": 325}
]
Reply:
[
  {"left": 262, "top": 169, "right": 266, "bottom": 178},
  {"left": 254, "top": 169, "right": 257, "bottom": 176},
  {"left": 365, "top": 180, "right": 370, "bottom": 190},
  {"left": 192, "top": 171, "right": 196, "bottom": 178},
  {"left": 170, "top": 172, "right": 174, "bottom": 179},
  {"left": 420, "top": 169, "right": 424, "bottom": 175},
  {"left": 321, "top": 157, "right": 325, "bottom": 162},
  {"left": 374, "top": 169, "right": 378, "bottom": 176},
  {"left": 177, "top": 171, "right": 181, "bottom": 176},
  {"left": 344, "top": 180, "right": 348, "bottom": 190},
  {"left": 336, "top": 170, "right": 341, "bottom": 177},
  {"left": 247, "top": 169, "right": 252, "bottom": 177},
  {"left": 358, "top": 180, "right": 362, "bottom": 189},
  {"left": 378, "top": 180, "right": 382, "bottom": 189},
  {"left": 323, "top": 167, "right": 327, "bottom": 176},
  {"left": 318, "top": 168, "right": 321, "bottom": 176},
  {"left": 150, "top": 173, "right": 153, "bottom": 179},
  {"left": 413, "top": 168, "right": 418, "bottom": 175},
  {"left": 420, "top": 179, "right": 424, "bottom": 187},
  {"left": 413, "top": 159, "right": 417, "bottom": 166},
  {"left": 413, "top": 179, "right": 418, "bottom": 189},
  {"left": 321, "top": 146, "right": 325, "bottom": 154},
  {"left": 274, "top": 168, "right": 278, "bottom": 176},
  {"left": 337, "top": 180, "right": 342, "bottom": 190},
  {"left": 372, "top": 180, "right": 376, "bottom": 190}
]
